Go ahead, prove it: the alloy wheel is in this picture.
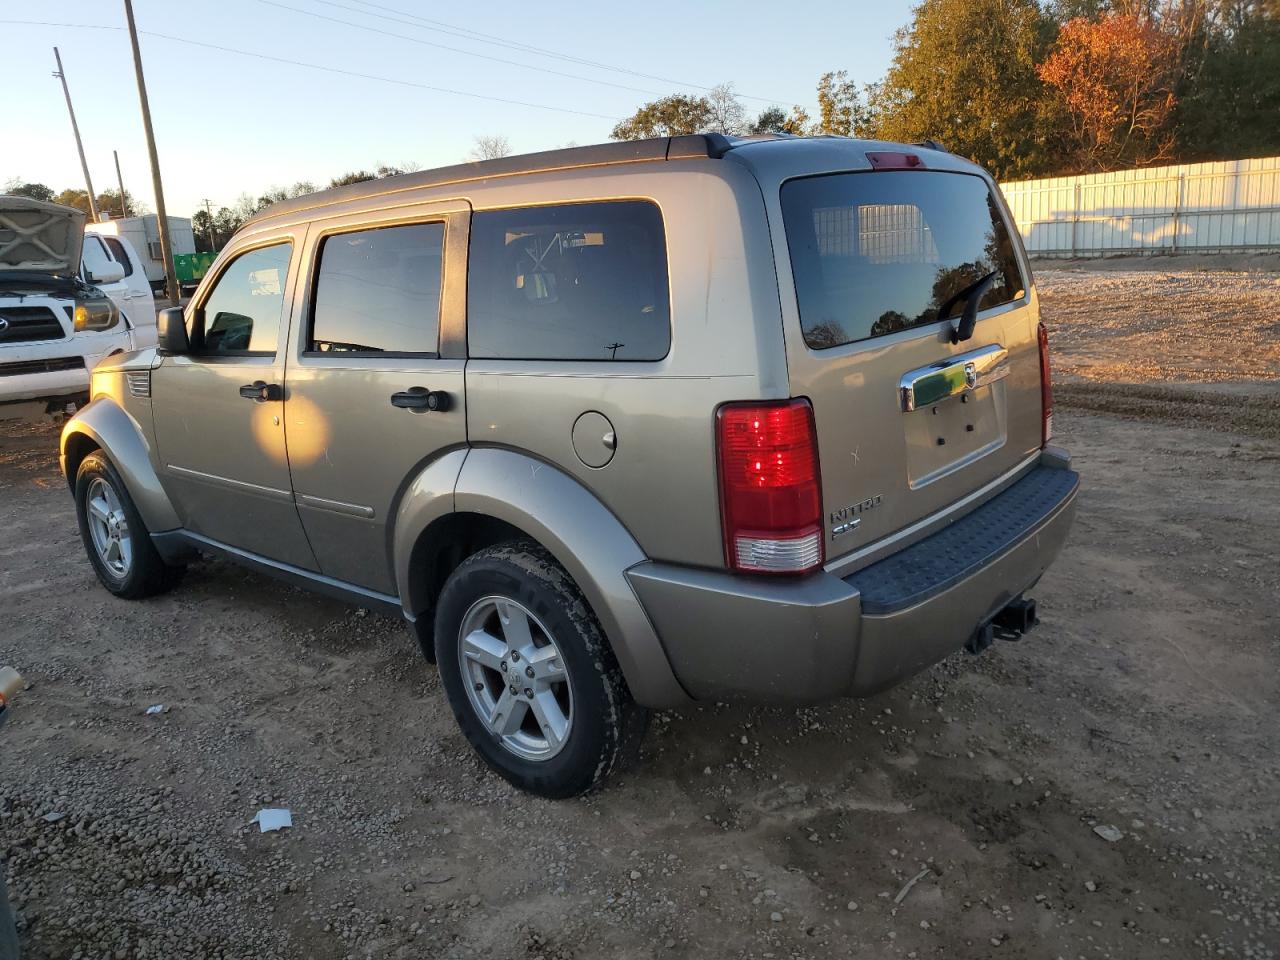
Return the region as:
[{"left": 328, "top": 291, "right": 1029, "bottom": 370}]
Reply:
[
  {"left": 85, "top": 477, "right": 132, "bottom": 577},
  {"left": 457, "top": 596, "right": 573, "bottom": 762}
]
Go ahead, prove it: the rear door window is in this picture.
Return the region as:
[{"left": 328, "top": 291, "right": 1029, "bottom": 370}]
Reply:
[
  {"left": 310, "top": 221, "right": 444, "bottom": 354},
  {"left": 467, "top": 200, "right": 670, "bottom": 361},
  {"left": 781, "top": 171, "right": 1026, "bottom": 349}
]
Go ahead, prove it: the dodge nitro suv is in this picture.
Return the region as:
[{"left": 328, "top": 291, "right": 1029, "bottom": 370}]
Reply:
[{"left": 61, "top": 135, "right": 1078, "bottom": 797}]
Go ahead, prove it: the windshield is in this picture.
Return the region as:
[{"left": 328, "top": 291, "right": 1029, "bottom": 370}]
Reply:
[{"left": 781, "top": 170, "right": 1026, "bottom": 350}]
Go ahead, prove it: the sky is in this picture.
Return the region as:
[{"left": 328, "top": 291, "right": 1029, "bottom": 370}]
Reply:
[{"left": 3, "top": 0, "right": 913, "bottom": 220}]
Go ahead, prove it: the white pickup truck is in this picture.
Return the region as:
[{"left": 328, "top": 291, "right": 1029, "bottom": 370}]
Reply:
[{"left": 0, "top": 196, "right": 157, "bottom": 418}]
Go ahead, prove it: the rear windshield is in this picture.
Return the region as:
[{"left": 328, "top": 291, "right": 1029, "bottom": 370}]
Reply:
[{"left": 781, "top": 171, "right": 1026, "bottom": 350}]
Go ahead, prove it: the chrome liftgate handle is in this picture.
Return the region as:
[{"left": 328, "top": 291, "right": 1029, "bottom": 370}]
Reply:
[{"left": 899, "top": 344, "right": 1009, "bottom": 413}]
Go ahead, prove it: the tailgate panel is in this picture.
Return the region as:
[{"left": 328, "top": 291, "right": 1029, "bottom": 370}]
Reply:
[
  {"left": 775, "top": 167, "right": 1043, "bottom": 565},
  {"left": 904, "top": 380, "right": 1006, "bottom": 489}
]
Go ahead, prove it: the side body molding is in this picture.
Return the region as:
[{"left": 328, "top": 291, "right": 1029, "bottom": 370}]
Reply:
[
  {"left": 446, "top": 448, "right": 691, "bottom": 709},
  {"left": 60, "top": 397, "right": 180, "bottom": 533}
]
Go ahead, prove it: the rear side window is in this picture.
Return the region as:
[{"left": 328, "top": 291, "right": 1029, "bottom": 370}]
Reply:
[
  {"left": 781, "top": 171, "right": 1026, "bottom": 350},
  {"left": 310, "top": 222, "right": 444, "bottom": 354},
  {"left": 467, "top": 200, "right": 670, "bottom": 361},
  {"left": 102, "top": 237, "right": 134, "bottom": 277}
]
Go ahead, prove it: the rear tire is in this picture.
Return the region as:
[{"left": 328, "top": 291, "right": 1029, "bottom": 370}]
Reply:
[
  {"left": 74, "top": 451, "right": 184, "bottom": 599},
  {"left": 434, "top": 540, "right": 647, "bottom": 798}
]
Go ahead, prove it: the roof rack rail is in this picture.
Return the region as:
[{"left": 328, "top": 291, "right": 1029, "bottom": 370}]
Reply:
[{"left": 246, "top": 134, "right": 754, "bottom": 226}]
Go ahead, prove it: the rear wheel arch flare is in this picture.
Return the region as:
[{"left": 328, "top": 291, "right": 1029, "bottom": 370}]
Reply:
[{"left": 406, "top": 511, "right": 533, "bottom": 621}]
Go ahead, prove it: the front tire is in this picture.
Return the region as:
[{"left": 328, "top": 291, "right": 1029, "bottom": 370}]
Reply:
[
  {"left": 75, "top": 451, "right": 184, "bottom": 599},
  {"left": 434, "top": 541, "right": 647, "bottom": 798}
]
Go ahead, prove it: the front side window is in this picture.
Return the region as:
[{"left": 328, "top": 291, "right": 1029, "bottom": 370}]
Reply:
[
  {"left": 81, "top": 236, "right": 116, "bottom": 283},
  {"left": 310, "top": 222, "right": 444, "bottom": 354},
  {"left": 781, "top": 171, "right": 1026, "bottom": 349},
  {"left": 467, "top": 200, "right": 670, "bottom": 361},
  {"left": 196, "top": 242, "right": 292, "bottom": 355},
  {"left": 102, "top": 237, "right": 134, "bottom": 277}
]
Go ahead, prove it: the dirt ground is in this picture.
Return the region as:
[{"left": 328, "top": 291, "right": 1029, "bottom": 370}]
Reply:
[{"left": 1, "top": 264, "right": 1277, "bottom": 960}]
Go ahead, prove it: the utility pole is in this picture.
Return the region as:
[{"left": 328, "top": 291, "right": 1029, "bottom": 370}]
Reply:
[
  {"left": 52, "top": 47, "right": 99, "bottom": 223},
  {"left": 113, "top": 151, "right": 129, "bottom": 218},
  {"left": 201, "top": 198, "right": 217, "bottom": 252},
  {"left": 122, "top": 0, "right": 179, "bottom": 303}
]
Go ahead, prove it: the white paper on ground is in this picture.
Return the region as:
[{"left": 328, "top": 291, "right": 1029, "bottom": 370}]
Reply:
[{"left": 253, "top": 808, "right": 293, "bottom": 833}]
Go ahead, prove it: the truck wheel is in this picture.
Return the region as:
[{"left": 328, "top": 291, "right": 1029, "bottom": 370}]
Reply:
[
  {"left": 75, "top": 451, "right": 184, "bottom": 599},
  {"left": 434, "top": 540, "right": 648, "bottom": 798}
]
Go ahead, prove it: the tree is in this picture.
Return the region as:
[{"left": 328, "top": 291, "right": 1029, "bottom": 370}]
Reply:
[
  {"left": 51, "top": 187, "right": 146, "bottom": 218},
  {"left": 255, "top": 181, "right": 317, "bottom": 210},
  {"left": 748, "top": 106, "right": 789, "bottom": 134},
  {"left": 328, "top": 171, "right": 378, "bottom": 188},
  {"left": 706, "top": 83, "right": 747, "bottom": 135},
  {"left": 815, "top": 71, "right": 869, "bottom": 136},
  {"left": 191, "top": 208, "right": 217, "bottom": 253},
  {"left": 470, "top": 135, "right": 511, "bottom": 160},
  {"left": 868, "top": 0, "right": 1061, "bottom": 180},
  {"left": 1176, "top": 0, "right": 1280, "bottom": 159},
  {"left": 1039, "top": 13, "right": 1181, "bottom": 169},
  {"left": 3, "top": 179, "right": 55, "bottom": 202},
  {"left": 97, "top": 188, "right": 143, "bottom": 219},
  {"left": 780, "top": 105, "right": 812, "bottom": 135},
  {"left": 611, "top": 94, "right": 713, "bottom": 139}
]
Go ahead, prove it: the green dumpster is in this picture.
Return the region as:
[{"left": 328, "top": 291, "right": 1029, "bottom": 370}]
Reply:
[{"left": 174, "top": 252, "right": 216, "bottom": 288}]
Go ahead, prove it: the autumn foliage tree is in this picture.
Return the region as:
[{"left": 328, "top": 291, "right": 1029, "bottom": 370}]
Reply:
[
  {"left": 1038, "top": 13, "right": 1182, "bottom": 170},
  {"left": 610, "top": 94, "right": 714, "bottom": 139}
]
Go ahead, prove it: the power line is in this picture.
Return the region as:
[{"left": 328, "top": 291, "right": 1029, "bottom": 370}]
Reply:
[
  {"left": 254, "top": 0, "right": 668, "bottom": 98},
  {"left": 320, "top": 0, "right": 789, "bottom": 104},
  {"left": 0, "top": 19, "right": 625, "bottom": 121}
]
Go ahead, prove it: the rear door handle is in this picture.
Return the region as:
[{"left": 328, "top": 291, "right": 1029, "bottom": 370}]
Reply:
[
  {"left": 390, "top": 387, "right": 452, "bottom": 412},
  {"left": 239, "top": 381, "right": 283, "bottom": 402}
]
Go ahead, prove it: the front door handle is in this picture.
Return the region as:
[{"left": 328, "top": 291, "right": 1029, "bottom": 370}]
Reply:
[
  {"left": 390, "top": 386, "right": 452, "bottom": 412},
  {"left": 239, "top": 381, "right": 283, "bottom": 402}
]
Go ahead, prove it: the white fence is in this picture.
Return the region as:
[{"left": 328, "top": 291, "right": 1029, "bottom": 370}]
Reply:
[{"left": 1001, "top": 156, "right": 1280, "bottom": 257}]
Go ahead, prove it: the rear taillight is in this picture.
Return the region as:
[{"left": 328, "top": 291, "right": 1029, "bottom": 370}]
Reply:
[
  {"left": 716, "top": 399, "right": 823, "bottom": 575},
  {"left": 1037, "top": 321, "right": 1053, "bottom": 445}
]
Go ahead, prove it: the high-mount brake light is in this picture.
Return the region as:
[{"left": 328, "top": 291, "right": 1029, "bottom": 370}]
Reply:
[
  {"left": 866, "top": 152, "right": 925, "bottom": 170},
  {"left": 716, "top": 399, "right": 824, "bottom": 575}
]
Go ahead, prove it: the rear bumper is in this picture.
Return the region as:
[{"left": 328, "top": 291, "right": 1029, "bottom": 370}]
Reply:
[{"left": 626, "top": 451, "right": 1079, "bottom": 704}]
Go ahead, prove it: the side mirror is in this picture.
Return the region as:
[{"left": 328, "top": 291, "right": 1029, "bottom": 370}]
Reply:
[
  {"left": 87, "top": 262, "right": 125, "bottom": 285},
  {"left": 157, "top": 307, "right": 190, "bottom": 354}
]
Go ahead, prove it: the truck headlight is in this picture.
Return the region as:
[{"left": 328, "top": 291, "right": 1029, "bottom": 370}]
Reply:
[{"left": 74, "top": 296, "right": 121, "bottom": 332}]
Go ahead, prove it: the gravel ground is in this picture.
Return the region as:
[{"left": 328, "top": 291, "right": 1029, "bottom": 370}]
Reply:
[{"left": 0, "top": 265, "right": 1278, "bottom": 959}]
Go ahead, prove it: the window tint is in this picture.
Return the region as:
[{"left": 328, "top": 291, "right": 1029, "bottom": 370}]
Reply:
[
  {"left": 781, "top": 172, "right": 1026, "bottom": 349},
  {"left": 197, "top": 242, "right": 292, "bottom": 354},
  {"left": 102, "top": 237, "right": 134, "bottom": 277},
  {"left": 467, "top": 201, "right": 670, "bottom": 361},
  {"left": 81, "top": 236, "right": 115, "bottom": 282},
  {"left": 310, "top": 222, "right": 444, "bottom": 354}
]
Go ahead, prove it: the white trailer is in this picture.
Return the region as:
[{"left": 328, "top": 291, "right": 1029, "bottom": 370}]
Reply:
[{"left": 88, "top": 214, "right": 196, "bottom": 288}]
